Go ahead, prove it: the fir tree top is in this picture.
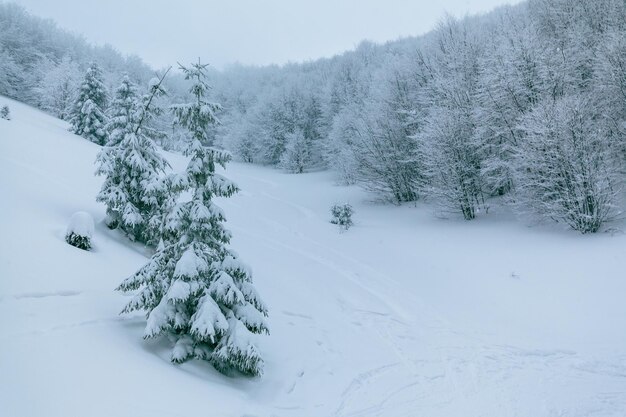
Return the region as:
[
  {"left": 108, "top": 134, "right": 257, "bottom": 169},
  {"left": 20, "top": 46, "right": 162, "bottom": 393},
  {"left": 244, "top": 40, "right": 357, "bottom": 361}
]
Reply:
[
  {"left": 70, "top": 62, "right": 109, "bottom": 144},
  {"left": 96, "top": 72, "right": 172, "bottom": 245},
  {"left": 171, "top": 60, "right": 221, "bottom": 146},
  {"left": 77, "top": 62, "right": 107, "bottom": 109},
  {"left": 105, "top": 74, "right": 139, "bottom": 147}
]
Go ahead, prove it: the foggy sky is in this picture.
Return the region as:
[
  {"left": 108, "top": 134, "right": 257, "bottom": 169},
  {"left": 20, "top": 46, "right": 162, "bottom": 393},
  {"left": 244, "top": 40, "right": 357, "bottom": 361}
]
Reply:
[{"left": 13, "top": 0, "right": 524, "bottom": 69}]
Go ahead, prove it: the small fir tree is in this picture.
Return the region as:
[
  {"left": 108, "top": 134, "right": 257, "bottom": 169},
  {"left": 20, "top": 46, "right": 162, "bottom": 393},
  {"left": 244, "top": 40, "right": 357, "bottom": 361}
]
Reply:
[
  {"left": 0, "top": 105, "right": 10, "bottom": 120},
  {"left": 96, "top": 73, "right": 172, "bottom": 244},
  {"left": 330, "top": 203, "right": 354, "bottom": 230},
  {"left": 137, "top": 77, "right": 169, "bottom": 145},
  {"left": 104, "top": 75, "right": 138, "bottom": 147},
  {"left": 70, "top": 62, "right": 108, "bottom": 145},
  {"left": 117, "top": 60, "right": 269, "bottom": 376}
]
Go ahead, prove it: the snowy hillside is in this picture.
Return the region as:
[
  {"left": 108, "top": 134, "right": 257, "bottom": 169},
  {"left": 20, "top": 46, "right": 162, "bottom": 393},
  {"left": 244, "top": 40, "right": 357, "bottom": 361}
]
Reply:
[{"left": 2, "top": 97, "right": 626, "bottom": 417}]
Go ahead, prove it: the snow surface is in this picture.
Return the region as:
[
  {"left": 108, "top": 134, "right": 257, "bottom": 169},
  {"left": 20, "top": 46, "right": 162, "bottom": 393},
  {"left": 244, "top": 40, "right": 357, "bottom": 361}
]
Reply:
[{"left": 1, "top": 96, "right": 626, "bottom": 416}]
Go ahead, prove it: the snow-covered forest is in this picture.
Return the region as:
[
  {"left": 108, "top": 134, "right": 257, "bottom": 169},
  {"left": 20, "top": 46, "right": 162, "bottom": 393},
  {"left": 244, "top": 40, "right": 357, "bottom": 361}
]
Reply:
[
  {"left": 3, "top": 0, "right": 626, "bottom": 232},
  {"left": 2, "top": 0, "right": 626, "bottom": 416}
]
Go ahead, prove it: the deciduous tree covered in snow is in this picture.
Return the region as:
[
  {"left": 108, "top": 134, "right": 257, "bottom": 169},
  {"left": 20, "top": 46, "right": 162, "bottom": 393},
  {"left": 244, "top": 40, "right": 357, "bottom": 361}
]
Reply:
[
  {"left": 118, "top": 61, "right": 269, "bottom": 376},
  {"left": 419, "top": 18, "right": 487, "bottom": 219},
  {"left": 35, "top": 56, "right": 81, "bottom": 121},
  {"left": 514, "top": 95, "right": 622, "bottom": 233},
  {"left": 280, "top": 128, "right": 311, "bottom": 174},
  {"left": 340, "top": 64, "right": 423, "bottom": 203}
]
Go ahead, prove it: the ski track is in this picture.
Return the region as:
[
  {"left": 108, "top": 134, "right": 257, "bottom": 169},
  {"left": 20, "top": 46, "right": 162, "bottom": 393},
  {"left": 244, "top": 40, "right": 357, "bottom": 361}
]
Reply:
[
  {"left": 234, "top": 211, "right": 450, "bottom": 327},
  {"left": 9, "top": 317, "right": 130, "bottom": 338},
  {"left": 334, "top": 363, "right": 401, "bottom": 417},
  {"left": 11, "top": 290, "right": 82, "bottom": 300}
]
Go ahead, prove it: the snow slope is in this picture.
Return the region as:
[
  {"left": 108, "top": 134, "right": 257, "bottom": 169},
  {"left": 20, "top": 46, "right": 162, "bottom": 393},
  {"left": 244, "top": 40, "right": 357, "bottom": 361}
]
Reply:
[{"left": 1, "top": 96, "right": 626, "bottom": 417}]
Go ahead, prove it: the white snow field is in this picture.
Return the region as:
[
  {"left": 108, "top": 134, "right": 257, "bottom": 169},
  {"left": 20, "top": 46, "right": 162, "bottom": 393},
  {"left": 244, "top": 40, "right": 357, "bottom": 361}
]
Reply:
[{"left": 1, "top": 96, "right": 626, "bottom": 417}]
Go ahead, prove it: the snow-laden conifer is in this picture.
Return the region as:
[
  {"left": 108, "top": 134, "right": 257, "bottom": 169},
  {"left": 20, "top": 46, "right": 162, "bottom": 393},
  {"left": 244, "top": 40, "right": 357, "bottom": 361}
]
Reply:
[
  {"left": 104, "top": 75, "right": 138, "bottom": 147},
  {"left": 330, "top": 203, "right": 354, "bottom": 230},
  {"left": 0, "top": 105, "right": 10, "bottom": 120},
  {"left": 118, "top": 60, "right": 269, "bottom": 376},
  {"left": 69, "top": 62, "right": 108, "bottom": 145},
  {"left": 96, "top": 74, "right": 172, "bottom": 244}
]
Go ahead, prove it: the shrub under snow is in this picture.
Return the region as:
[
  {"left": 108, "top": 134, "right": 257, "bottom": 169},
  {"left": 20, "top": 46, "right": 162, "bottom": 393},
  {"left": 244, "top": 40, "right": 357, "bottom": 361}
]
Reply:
[
  {"left": 65, "top": 211, "right": 94, "bottom": 250},
  {"left": 330, "top": 203, "right": 354, "bottom": 230},
  {"left": 0, "top": 105, "right": 10, "bottom": 120}
]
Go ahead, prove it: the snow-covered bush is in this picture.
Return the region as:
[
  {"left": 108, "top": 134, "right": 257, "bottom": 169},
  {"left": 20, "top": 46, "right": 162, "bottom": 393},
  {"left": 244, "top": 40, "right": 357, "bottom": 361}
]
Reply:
[
  {"left": 330, "top": 203, "right": 354, "bottom": 230},
  {"left": 65, "top": 211, "right": 94, "bottom": 250},
  {"left": 0, "top": 105, "right": 10, "bottom": 120}
]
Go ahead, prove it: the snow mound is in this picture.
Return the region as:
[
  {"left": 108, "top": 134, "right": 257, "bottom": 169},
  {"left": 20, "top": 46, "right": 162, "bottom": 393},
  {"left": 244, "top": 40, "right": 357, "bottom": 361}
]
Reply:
[{"left": 66, "top": 211, "right": 94, "bottom": 239}]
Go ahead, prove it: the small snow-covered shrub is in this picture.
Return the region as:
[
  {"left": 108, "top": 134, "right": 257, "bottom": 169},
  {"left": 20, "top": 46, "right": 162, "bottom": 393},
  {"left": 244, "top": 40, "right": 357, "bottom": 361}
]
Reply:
[
  {"left": 330, "top": 203, "right": 354, "bottom": 230},
  {"left": 0, "top": 105, "right": 10, "bottom": 120},
  {"left": 65, "top": 211, "right": 94, "bottom": 250}
]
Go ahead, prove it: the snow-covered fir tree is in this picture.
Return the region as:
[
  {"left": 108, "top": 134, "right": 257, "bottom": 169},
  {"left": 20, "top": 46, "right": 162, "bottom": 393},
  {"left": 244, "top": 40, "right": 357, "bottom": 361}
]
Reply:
[
  {"left": 69, "top": 62, "right": 108, "bottom": 145},
  {"left": 330, "top": 203, "right": 354, "bottom": 230},
  {"left": 96, "top": 74, "right": 172, "bottom": 244},
  {"left": 117, "top": 60, "right": 269, "bottom": 376},
  {"left": 104, "top": 75, "right": 139, "bottom": 147},
  {"left": 0, "top": 105, "right": 10, "bottom": 120}
]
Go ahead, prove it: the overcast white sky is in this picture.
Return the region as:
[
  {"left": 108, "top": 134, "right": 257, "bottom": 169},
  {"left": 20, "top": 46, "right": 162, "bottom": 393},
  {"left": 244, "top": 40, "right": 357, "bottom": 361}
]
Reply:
[{"left": 13, "top": 0, "right": 523, "bottom": 69}]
